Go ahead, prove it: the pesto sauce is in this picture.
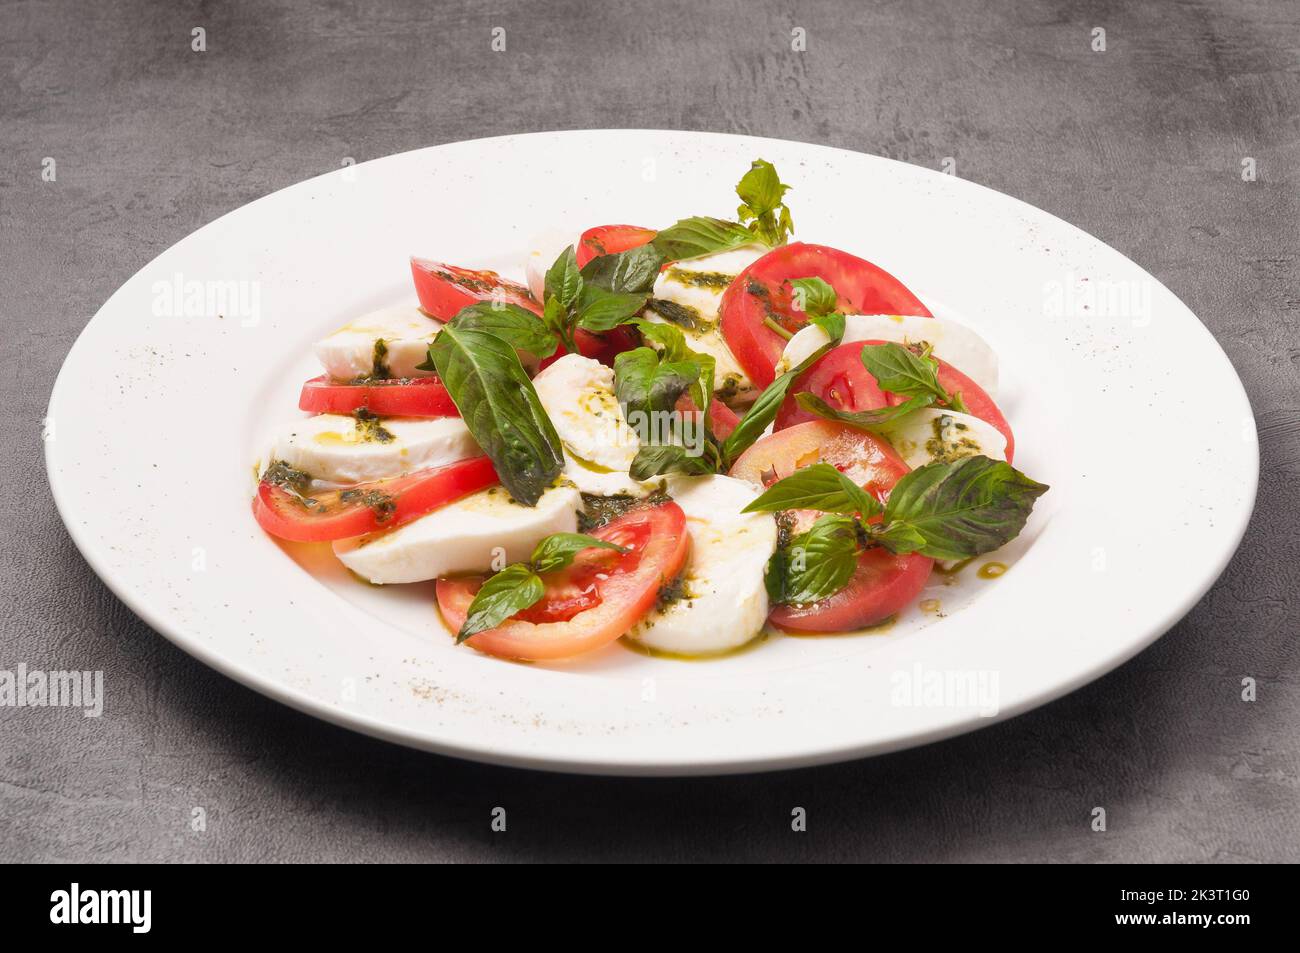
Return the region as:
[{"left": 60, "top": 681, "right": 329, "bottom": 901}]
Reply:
[
  {"left": 924, "top": 413, "right": 981, "bottom": 463},
  {"left": 666, "top": 268, "right": 734, "bottom": 291},
  {"left": 339, "top": 487, "right": 397, "bottom": 522},
  {"left": 576, "top": 483, "right": 671, "bottom": 532},
  {"left": 648, "top": 297, "right": 710, "bottom": 332},
  {"left": 262, "top": 459, "right": 312, "bottom": 496},
  {"left": 352, "top": 409, "right": 396, "bottom": 443}
]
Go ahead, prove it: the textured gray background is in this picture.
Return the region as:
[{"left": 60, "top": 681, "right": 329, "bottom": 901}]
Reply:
[{"left": 2, "top": 0, "right": 1297, "bottom": 862}]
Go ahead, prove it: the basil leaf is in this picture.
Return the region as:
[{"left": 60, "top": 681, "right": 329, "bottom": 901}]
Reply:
[
  {"left": 789, "top": 277, "right": 837, "bottom": 318},
  {"left": 795, "top": 392, "right": 935, "bottom": 432},
  {"left": 544, "top": 246, "right": 583, "bottom": 310},
  {"left": 646, "top": 297, "right": 709, "bottom": 331},
  {"left": 574, "top": 285, "right": 648, "bottom": 332},
  {"left": 446, "top": 302, "right": 559, "bottom": 358},
  {"left": 530, "top": 532, "right": 627, "bottom": 575},
  {"left": 774, "top": 514, "right": 860, "bottom": 604},
  {"left": 456, "top": 564, "right": 545, "bottom": 642},
  {"left": 859, "top": 342, "right": 950, "bottom": 403},
  {"left": 580, "top": 244, "right": 663, "bottom": 294},
  {"left": 735, "top": 159, "right": 794, "bottom": 246},
  {"left": 634, "top": 319, "right": 715, "bottom": 415},
  {"left": 741, "top": 463, "right": 882, "bottom": 518},
  {"left": 874, "top": 455, "right": 1050, "bottom": 561},
  {"left": 652, "top": 216, "right": 757, "bottom": 262},
  {"left": 614, "top": 348, "right": 701, "bottom": 426},
  {"left": 809, "top": 311, "right": 845, "bottom": 344},
  {"left": 629, "top": 443, "right": 716, "bottom": 481},
  {"left": 719, "top": 341, "right": 834, "bottom": 468},
  {"left": 426, "top": 326, "right": 563, "bottom": 506}
]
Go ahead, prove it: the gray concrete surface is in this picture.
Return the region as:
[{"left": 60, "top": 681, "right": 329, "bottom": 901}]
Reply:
[{"left": 2, "top": 0, "right": 1297, "bottom": 862}]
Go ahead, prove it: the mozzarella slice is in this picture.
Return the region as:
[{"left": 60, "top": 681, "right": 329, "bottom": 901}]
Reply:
[
  {"left": 627, "top": 474, "right": 777, "bottom": 656},
  {"left": 271, "top": 414, "right": 479, "bottom": 485},
  {"left": 643, "top": 246, "right": 766, "bottom": 405},
  {"left": 775, "top": 313, "right": 998, "bottom": 396},
  {"left": 334, "top": 483, "right": 581, "bottom": 584},
  {"left": 314, "top": 302, "right": 443, "bottom": 381},
  {"left": 523, "top": 227, "right": 575, "bottom": 303},
  {"left": 879, "top": 409, "right": 1007, "bottom": 470},
  {"left": 532, "top": 354, "right": 657, "bottom": 496}
]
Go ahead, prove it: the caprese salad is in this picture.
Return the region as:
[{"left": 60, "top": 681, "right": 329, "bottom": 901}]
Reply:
[{"left": 254, "top": 160, "right": 1048, "bottom": 661}]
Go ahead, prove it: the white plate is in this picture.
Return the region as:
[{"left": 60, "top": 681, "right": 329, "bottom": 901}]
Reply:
[{"left": 46, "top": 131, "right": 1257, "bottom": 775}]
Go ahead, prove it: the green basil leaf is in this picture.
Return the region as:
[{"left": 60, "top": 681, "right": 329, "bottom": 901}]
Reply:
[
  {"left": 719, "top": 341, "right": 835, "bottom": 468},
  {"left": 795, "top": 391, "right": 935, "bottom": 432},
  {"left": 629, "top": 443, "right": 716, "bottom": 481},
  {"left": 580, "top": 244, "right": 663, "bottom": 294},
  {"left": 859, "top": 342, "right": 950, "bottom": 403},
  {"left": 774, "top": 514, "right": 860, "bottom": 604},
  {"left": 789, "top": 276, "right": 837, "bottom": 318},
  {"left": 614, "top": 347, "right": 701, "bottom": 426},
  {"left": 544, "top": 246, "right": 583, "bottom": 310},
  {"left": 741, "top": 463, "right": 882, "bottom": 518},
  {"left": 809, "top": 311, "right": 845, "bottom": 344},
  {"left": 634, "top": 319, "right": 715, "bottom": 416},
  {"left": 446, "top": 302, "right": 558, "bottom": 358},
  {"left": 735, "top": 159, "right": 794, "bottom": 246},
  {"left": 574, "top": 285, "right": 648, "bottom": 332},
  {"left": 456, "top": 564, "right": 545, "bottom": 642},
  {"left": 652, "top": 216, "right": 757, "bottom": 262},
  {"left": 875, "top": 455, "right": 1050, "bottom": 561},
  {"left": 530, "top": 532, "right": 627, "bottom": 575},
  {"left": 426, "top": 326, "right": 563, "bottom": 506}
]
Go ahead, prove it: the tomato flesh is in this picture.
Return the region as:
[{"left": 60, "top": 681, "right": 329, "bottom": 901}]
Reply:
[
  {"left": 576, "top": 224, "right": 657, "bottom": 269},
  {"left": 770, "top": 547, "right": 933, "bottom": 633},
  {"left": 298, "top": 376, "right": 458, "bottom": 418},
  {"left": 776, "top": 341, "right": 1014, "bottom": 461},
  {"left": 729, "top": 420, "right": 933, "bottom": 632},
  {"left": 410, "top": 258, "right": 541, "bottom": 319},
  {"left": 252, "top": 456, "right": 498, "bottom": 543},
  {"left": 719, "top": 243, "right": 931, "bottom": 390},
  {"left": 539, "top": 325, "right": 641, "bottom": 371},
  {"left": 436, "top": 502, "right": 689, "bottom": 660}
]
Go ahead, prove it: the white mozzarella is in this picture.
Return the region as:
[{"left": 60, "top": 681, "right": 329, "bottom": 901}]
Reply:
[
  {"left": 314, "top": 302, "right": 444, "bottom": 381},
  {"left": 271, "top": 414, "right": 479, "bottom": 485},
  {"left": 334, "top": 483, "right": 581, "bottom": 584},
  {"left": 775, "top": 313, "right": 998, "bottom": 396},
  {"left": 879, "top": 409, "right": 1007, "bottom": 470},
  {"left": 627, "top": 474, "right": 777, "bottom": 656},
  {"left": 532, "top": 354, "right": 656, "bottom": 496},
  {"left": 642, "top": 246, "right": 766, "bottom": 405},
  {"left": 523, "top": 227, "right": 575, "bottom": 303}
]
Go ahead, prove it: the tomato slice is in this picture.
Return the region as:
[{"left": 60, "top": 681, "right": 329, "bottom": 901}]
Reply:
[
  {"left": 410, "top": 258, "right": 541, "bottom": 319},
  {"left": 436, "top": 501, "right": 690, "bottom": 660},
  {"left": 575, "top": 224, "right": 657, "bottom": 269},
  {"left": 538, "top": 325, "right": 641, "bottom": 370},
  {"left": 730, "top": 419, "right": 910, "bottom": 503},
  {"left": 252, "top": 456, "right": 498, "bottom": 543},
  {"left": 673, "top": 392, "right": 740, "bottom": 442},
  {"left": 769, "top": 547, "right": 933, "bottom": 633},
  {"left": 774, "top": 341, "right": 890, "bottom": 431},
  {"left": 298, "top": 376, "right": 458, "bottom": 418},
  {"left": 729, "top": 420, "right": 932, "bottom": 632},
  {"left": 719, "top": 243, "right": 931, "bottom": 389},
  {"left": 774, "top": 340, "right": 1015, "bottom": 461}
]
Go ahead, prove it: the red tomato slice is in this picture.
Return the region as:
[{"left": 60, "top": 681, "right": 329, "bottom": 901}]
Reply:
[
  {"left": 728, "top": 420, "right": 932, "bottom": 632},
  {"left": 719, "top": 243, "right": 931, "bottom": 389},
  {"left": 769, "top": 547, "right": 933, "bottom": 633},
  {"left": 436, "top": 502, "right": 690, "bottom": 660},
  {"left": 774, "top": 341, "right": 890, "bottom": 430},
  {"left": 538, "top": 326, "right": 641, "bottom": 370},
  {"left": 575, "top": 224, "right": 657, "bottom": 269},
  {"left": 775, "top": 342, "right": 1015, "bottom": 461},
  {"left": 730, "top": 419, "right": 910, "bottom": 503},
  {"left": 298, "top": 376, "right": 458, "bottom": 418},
  {"left": 673, "top": 392, "right": 740, "bottom": 442},
  {"left": 410, "top": 258, "right": 541, "bottom": 319},
  {"left": 252, "top": 456, "right": 498, "bottom": 543}
]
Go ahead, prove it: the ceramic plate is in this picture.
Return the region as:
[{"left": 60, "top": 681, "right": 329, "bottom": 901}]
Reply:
[{"left": 45, "top": 130, "right": 1257, "bottom": 775}]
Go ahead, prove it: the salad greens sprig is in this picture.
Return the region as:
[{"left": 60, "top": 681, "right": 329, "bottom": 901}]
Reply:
[{"left": 750, "top": 455, "right": 1049, "bottom": 604}]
